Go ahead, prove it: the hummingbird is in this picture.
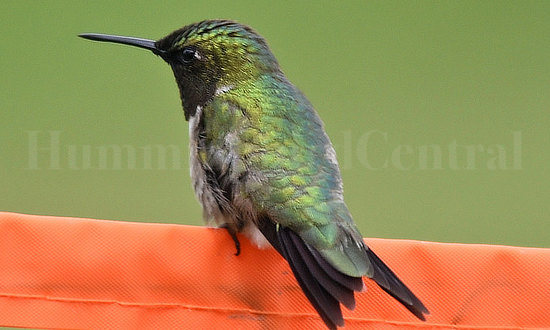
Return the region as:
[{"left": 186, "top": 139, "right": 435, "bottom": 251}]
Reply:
[{"left": 80, "top": 20, "right": 429, "bottom": 329}]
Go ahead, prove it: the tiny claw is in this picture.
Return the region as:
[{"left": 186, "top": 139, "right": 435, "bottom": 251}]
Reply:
[
  {"left": 220, "top": 223, "right": 241, "bottom": 256},
  {"left": 233, "top": 239, "right": 241, "bottom": 256}
]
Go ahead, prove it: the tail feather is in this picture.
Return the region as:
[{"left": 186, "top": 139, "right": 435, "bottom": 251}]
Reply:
[
  {"left": 309, "top": 246, "right": 365, "bottom": 292},
  {"left": 257, "top": 217, "right": 363, "bottom": 329},
  {"left": 277, "top": 227, "right": 344, "bottom": 328},
  {"left": 289, "top": 232, "right": 357, "bottom": 310},
  {"left": 255, "top": 216, "right": 429, "bottom": 329},
  {"left": 366, "top": 248, "right": 429, "bottom": 320}
]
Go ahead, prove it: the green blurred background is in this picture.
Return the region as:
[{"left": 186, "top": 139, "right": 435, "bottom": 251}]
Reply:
[{"left": 1, "top": 1, "right": 548, "bottom": 247}]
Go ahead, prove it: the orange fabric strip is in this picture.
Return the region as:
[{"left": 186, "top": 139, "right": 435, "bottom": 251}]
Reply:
[{"left": 0, "top": 212, "right": 548, "bottom": 329}]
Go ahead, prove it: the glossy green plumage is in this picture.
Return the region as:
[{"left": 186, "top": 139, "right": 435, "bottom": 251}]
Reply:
[
  {"left": 80, "top": 20, "right": 429, "bottom": 328},
  {"left": 201, "top": 72, "right": 372, "bottom": 277}
]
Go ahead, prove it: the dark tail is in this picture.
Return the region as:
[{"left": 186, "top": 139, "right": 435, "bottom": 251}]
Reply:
[
  {"left": 366, "top": 247, "right": 429, "bottom": 320},
  {"left": 256, "top": 217, "right": 429, "bottom": 329}
]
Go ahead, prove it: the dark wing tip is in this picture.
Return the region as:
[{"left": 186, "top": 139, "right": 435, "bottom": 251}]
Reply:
[
  {"left": 288, "top": 231, "right": 357, "bottom": 311},
  {"left": 366, "top": 247, "right": 429, "bottom": 320},
  {"left": 256, "top": 217, "right": 429, "bottom": 327},
  {"left": 257, "top": 217, "right": 366, "bottom": 329},
  {"left": 278, "top": 227, "right": 343, "bottom": 328}
]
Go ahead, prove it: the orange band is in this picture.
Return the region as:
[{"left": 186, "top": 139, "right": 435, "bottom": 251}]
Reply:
[{"left": 0, "top": 212, "right": 548, "bottom": 329}]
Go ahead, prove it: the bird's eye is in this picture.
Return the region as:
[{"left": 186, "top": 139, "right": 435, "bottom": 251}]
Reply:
[{"left": 180, "top": 48, "right": 196, "bottom": 63}]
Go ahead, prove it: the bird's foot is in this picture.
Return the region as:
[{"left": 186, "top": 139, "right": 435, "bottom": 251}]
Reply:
[{"left": 219, "top": 223, "right": 241, "bottom": 256}]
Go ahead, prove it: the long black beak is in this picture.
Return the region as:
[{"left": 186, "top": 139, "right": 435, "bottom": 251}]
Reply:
[{"left": 78, "top": 33, "right": 165, "bottom": 57}]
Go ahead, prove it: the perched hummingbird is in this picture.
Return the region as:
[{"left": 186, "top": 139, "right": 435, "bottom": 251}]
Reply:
[{"left": 80, "top": 20, "right": 429, "bottom": 329}]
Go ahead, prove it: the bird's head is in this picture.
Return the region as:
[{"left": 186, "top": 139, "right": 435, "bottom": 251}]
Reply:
[{"left": 80, "top": 20, "right": 280, "bottom": 120}]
